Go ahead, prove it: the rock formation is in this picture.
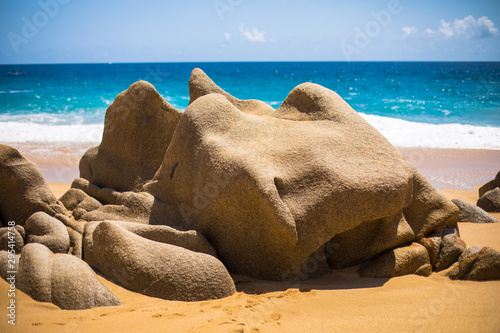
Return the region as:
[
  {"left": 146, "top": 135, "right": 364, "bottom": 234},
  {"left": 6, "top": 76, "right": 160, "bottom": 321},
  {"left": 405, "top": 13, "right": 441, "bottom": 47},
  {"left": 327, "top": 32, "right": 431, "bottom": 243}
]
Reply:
[
  {"left": 70, "top": 177, "right": 154, "bottom": 223},
  {"left": 477, "top": 172, "right": 500, "bottom": 212},
  {"left": 477, "top": 187, "right": 500, "bottom": 213},
  {"left": 325, "top": 212, "right": 415, "bottom": 269},
  {"left": 2, "top": 69, "right": 500, "bottom": 310},
  {"left": 146, "top": 70, "right": 458, "bottom": 280},
  {"left": 0, "top": 225, "right": 24, "bottom": 253},
  {"left": 5, "top": 243, "right": 121, "bottom": 310},
  {"left": 79, "top": 81, "right": 182, "bottom": 192},
  {"left": 189, "top": 68, "right": 276, "bottom": 116},
  {"left": 452, "top": 198, "right": 497, "bottom": 223},
  {"left": 443, "top": 246, "right": 500, "bottom": 281},
  {"left": 83, "top": 220, "right": 217, "bottom": 267},
  {"left": 24, "top": 212, "right": 70, "bottom": 254},
  {"left": 90, "top": 221, "right": 235, "bottom": 301},
  {"left": 419, "top": 226, "right": 466, "bottom": 272},
  {"left": 478, "top": 171, "right": 500, "bottom": 197},
  {"left": 0, "top": 145, "right": 63, "bottom": 227},
  {"left": 358, "top": 243, "right": 432, "bottom": 278}
]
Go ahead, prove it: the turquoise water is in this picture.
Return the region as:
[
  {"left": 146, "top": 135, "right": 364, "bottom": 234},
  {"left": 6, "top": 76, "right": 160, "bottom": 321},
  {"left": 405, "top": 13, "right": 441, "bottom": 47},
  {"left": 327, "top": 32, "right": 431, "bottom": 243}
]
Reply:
[{"left": 1, "top": 62, "right": 499, "bottom": 148}]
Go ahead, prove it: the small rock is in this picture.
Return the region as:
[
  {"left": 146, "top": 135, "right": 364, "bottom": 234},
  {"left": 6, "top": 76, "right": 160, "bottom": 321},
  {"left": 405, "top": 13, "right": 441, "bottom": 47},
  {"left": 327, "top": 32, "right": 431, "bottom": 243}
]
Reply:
[
  {"left": 478, "top": 171, "right": 500, "bottom": 197},
  {"left": 91, "top": 221, "right": 235, "bottom": 301},
  {"left": 59, "top": 188, "right": 90, "bottom": 211},
  {"left": 73, "top": 208, "right": 88, "bottom": 220},
  {"left": 76, "top": 196, "right": 102, "bottom": 212},
  {"left": 419, "top": 232, "right": 442, "bottom": 269},
  {"left": 419, "top": 227, "right": 466, "bottom": 272},
  {"left": 59, "top": 188, "right": 102, "bottom": 213},
  {"left": 83, "top": 220, "right": 218, "bottom": 267},
  {"left": 358, "top": 243, "right": 432, "bottom": 278},
  {"left": 435, "top": 227, "right": 466, "bottom": 271},
  {"left": 72, "top": 178, "right": 153, "bottom": 223},
  {"left": 25, "top": 212, "right": 70, "bottom": 253},
  {"left": 0, "top": 225, "right": 25, "bottom": 253},
  {"left": 477, "top": 188, "right": 500, "bottom": 213},
  {"left": 452, "top": 198, "right": 497, "bottom": 223},
  {"left": 444, "top": 246, "right": 500, "bottom": 281}
]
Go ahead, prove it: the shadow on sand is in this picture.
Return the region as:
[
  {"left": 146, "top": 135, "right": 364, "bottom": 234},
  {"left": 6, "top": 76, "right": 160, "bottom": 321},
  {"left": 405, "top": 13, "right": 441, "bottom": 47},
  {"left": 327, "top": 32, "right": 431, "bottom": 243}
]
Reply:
[{"left": 232, "top": 266, "right": 390, "bottom": 295}]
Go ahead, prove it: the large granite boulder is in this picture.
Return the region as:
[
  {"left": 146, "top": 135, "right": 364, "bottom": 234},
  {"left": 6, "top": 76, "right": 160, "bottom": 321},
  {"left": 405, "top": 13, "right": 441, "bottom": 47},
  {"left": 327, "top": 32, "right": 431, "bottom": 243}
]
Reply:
[
  {"left": 91, "top": 221, "right": 235, "bottom": 301},
  {"left": 24, "top": 212, "right": 70, "bottom": 254},
  {"left": 358, "top": 243, "right": 432, "bottom": 278},
  {"left": 0, "top": 145, "right": 61, "bottom": 227},
  {"left": 452, "top": 198, "right": 497, "bottom": 223},
  {"left": 477, "top": 188, "right": 500, "bottom": 213},
  {"left": 145, "top": 71, "right": 458, "bottom": 280},
  {"left": 11, "top": 243, "right": 121, "bottom": 310},
  {"left": 79, "top": 81, "right": 182, "bottom": 192}
]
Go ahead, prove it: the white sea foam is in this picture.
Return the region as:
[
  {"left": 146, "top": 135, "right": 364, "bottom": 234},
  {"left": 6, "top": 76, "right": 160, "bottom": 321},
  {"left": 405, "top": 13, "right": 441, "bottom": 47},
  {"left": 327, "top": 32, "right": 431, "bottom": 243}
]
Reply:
[
  {"left": 0, "top": 114, "right": 499, "bottom": 149},
  {"left": 0, "top": 90, "right": 33, "bottom": 94},
  {"left": 360, "top": 113, "right": 500, "bottom": 150},
  {"left": 0, "top": 122, "right": 103, "bottom": 143}
]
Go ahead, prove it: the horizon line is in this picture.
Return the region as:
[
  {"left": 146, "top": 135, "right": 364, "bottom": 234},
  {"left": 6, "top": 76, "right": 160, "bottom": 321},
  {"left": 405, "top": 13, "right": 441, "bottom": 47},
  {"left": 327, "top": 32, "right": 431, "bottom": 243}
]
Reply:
[{"left": 2, "top": 60, "right": 500, "bottom": 66}]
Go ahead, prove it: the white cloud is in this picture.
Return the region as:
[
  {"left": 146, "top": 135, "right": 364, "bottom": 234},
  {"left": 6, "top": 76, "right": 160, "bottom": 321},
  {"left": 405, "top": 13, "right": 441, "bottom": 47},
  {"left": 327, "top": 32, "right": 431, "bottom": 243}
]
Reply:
[
  {"left": 402, "top": 26, "right": 418, "bottom": 40},
  {"left": 239, "top": 25, "right": 267, "bottom": 43},
  {"left": 224, "top": 32, "right": 231, "bottom": 41},
  {"left": 425, "top": 15, "right": 499, "bottom": 40}
]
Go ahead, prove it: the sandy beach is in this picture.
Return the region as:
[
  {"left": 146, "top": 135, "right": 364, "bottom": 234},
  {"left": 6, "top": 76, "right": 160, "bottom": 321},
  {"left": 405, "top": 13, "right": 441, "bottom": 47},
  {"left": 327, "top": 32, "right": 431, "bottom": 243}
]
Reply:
[{"left": 0, "top": 146, "right": 499, "bottom": 333}]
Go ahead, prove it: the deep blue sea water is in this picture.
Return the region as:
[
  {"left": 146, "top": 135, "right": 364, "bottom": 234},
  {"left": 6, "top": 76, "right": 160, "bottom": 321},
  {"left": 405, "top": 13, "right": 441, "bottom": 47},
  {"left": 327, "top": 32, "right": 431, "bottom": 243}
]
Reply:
[{"left": 1, "top": 62, "right": 499, "bottom": 148}]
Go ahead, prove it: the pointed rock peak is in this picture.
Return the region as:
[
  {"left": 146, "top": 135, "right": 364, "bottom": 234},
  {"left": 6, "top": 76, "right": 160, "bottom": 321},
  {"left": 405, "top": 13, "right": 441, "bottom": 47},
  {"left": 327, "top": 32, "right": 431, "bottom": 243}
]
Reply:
[
  {"left": 276, "top": 83, "right": 358, "bottom": 122},
  {"left": 118, "top": 80, "right": 179, "bottom": 114},
  {"left": 188, "top": 68, "right": 276, "bottom": 117},
  {"left": 79, "top": 80, "right": 183, "bottom": 192},
  {"left": 189, "top": 68, "right": 225, "bottom": 104}
]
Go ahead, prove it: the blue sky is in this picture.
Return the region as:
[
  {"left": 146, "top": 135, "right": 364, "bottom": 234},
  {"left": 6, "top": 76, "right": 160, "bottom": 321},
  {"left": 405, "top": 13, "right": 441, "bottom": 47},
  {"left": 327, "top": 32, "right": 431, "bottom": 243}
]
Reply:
[{"left": 1, "top": 0, "right": 499, "bottom": 64}]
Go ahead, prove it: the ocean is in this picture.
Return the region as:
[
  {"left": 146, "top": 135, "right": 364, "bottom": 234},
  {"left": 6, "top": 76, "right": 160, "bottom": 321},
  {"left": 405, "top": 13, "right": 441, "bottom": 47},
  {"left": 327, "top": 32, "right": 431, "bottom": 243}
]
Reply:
[{"left": 1, "top": 62, "right": 499, "bottom": 149}]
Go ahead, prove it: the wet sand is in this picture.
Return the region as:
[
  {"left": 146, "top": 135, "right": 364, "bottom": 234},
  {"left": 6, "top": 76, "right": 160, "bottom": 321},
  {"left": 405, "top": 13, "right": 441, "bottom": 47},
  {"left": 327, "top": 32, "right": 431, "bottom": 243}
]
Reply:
[{"left": 7, "top": 142, "right": 500, "bottom": 190}]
